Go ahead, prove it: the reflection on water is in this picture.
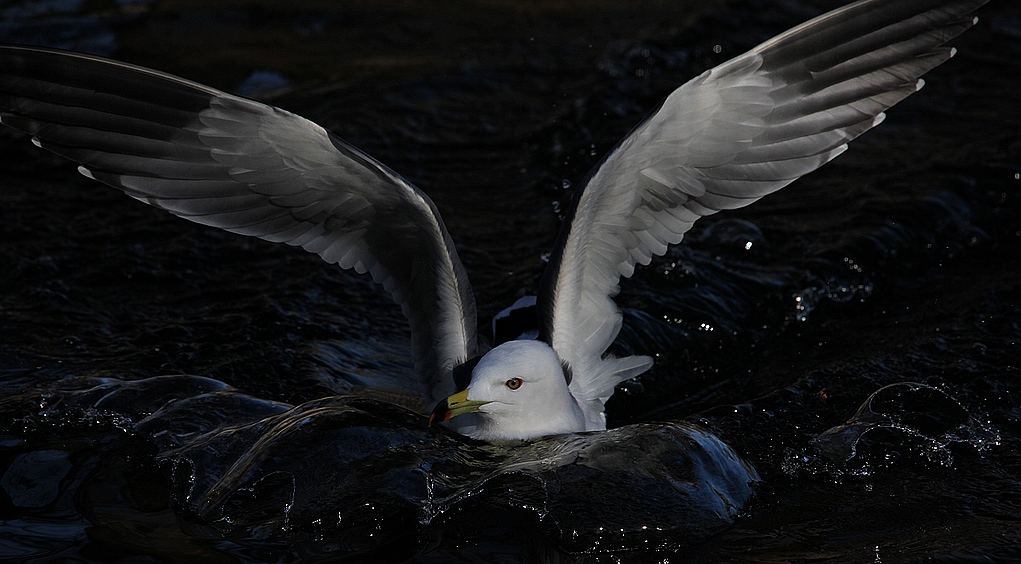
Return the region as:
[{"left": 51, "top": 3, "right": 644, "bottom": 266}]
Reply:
[{"left": 1, "top": 0, "right": 1019, "bottom": 561}]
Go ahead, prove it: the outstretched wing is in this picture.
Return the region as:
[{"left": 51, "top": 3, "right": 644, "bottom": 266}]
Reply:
[
  {"left": 0, "top": 45, "right": 477, "bottom": 403},
  {"left": 538, "top": 0, "right": 987, "bottom": 422}
]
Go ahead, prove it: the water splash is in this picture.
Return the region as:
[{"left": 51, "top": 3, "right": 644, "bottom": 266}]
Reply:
[
  {"left": 784, "top": 382, "right": 1001, "bottom": 479},
  {"left": 2, "top": 375, "right": 758, "bottom": 557}
]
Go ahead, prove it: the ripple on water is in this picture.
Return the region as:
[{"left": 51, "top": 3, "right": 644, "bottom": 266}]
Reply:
[{"left": 1, "top": 375, "right": 759, "bottom": 557}]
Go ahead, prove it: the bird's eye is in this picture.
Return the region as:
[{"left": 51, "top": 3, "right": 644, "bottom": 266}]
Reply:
[{"left": 505, "top": 378, "right": 523, "bottom": 390}]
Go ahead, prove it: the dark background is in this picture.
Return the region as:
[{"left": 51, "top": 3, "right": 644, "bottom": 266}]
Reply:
[{"left": 1, "top": 0, "right": 1019, "bottom": 561}]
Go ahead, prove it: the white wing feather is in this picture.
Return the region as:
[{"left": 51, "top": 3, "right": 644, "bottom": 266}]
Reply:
[
  {"left": 538, "top": 0, "right": 987, "bottom": 427},
  {"left": 0, "top": 46, "right": 477, "bottom": 403}
]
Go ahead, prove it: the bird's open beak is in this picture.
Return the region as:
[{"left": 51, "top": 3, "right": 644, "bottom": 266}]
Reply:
[{"left": 428, "top": 388, "right": 489, "bottom": 426}]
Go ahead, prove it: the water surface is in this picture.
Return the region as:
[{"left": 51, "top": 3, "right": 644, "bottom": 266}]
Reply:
[{"left": 1, "top": 0, "right": 1019, "bottom": 561}]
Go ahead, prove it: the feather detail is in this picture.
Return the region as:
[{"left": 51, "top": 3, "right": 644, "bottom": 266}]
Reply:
[{"left": 538, "top": 0, "right": 987, "bottom": 427}]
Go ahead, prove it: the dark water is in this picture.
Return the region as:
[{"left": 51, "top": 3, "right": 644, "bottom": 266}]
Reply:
[{"left": 1, "top": 0, "right": 1019, "bottom": 561}]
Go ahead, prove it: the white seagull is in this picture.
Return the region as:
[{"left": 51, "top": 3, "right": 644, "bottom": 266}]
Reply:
[{"left": 0, "top": 0, "right": 989, "bottom": 440}]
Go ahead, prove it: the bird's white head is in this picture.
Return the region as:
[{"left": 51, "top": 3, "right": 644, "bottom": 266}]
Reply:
[{"left": 429, "top": 340, "right": 586, "bottom": 440}]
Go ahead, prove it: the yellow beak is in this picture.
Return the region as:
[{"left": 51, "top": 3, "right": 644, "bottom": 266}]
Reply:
[{"left": 428, "top": 388, "right": 489, "bottom": 426}]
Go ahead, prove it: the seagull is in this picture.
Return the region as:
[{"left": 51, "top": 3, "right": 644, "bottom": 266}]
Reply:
[{"left": 0, "top": 0, "right": 989, "bottom": 440}]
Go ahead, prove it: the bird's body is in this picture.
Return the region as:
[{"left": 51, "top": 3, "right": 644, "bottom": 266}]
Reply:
[{"left": 0, "top": 0, "right": 991, "bottom": 440}]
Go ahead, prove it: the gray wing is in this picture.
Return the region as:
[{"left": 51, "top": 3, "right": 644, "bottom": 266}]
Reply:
[
  {"left": 537, "top": 0, "right": 988, "bottom": 422},
  {"left": 0, "top": 45, "right": 477, "bottom": 403}
]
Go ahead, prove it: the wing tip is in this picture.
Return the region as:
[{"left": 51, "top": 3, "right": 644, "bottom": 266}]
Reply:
[{"left": 77, "top": 165, "right": 96, "bottom": 180}]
